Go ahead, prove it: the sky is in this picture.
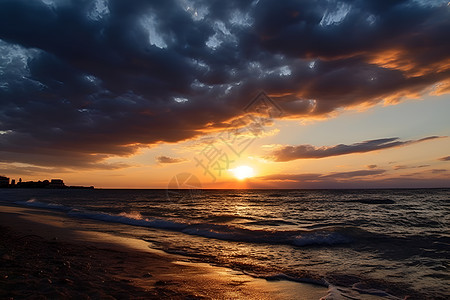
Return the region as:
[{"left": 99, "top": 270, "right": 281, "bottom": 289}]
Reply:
[{"left": 0, "top": 0, "right": 449, "bottom": 189}]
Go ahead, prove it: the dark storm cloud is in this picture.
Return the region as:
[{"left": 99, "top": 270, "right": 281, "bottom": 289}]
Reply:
[
  {"left": 0, "top": 0, "right": 449, "bottom": 168},
  {"left": 268, "top": 136, "right": 443, "bottom": 162},
  {"left": 439, "top": 156, "right": 450, "bottom": 161},
  {"left": 156, "top": 155, "right": 186, "bottom": 164}
]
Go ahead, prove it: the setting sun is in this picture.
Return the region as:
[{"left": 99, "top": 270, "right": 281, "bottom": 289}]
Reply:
[{"left": 230, "top": 166, "right": 255, "bottom": 180}]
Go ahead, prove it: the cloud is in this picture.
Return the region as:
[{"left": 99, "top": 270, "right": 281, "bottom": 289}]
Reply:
[
  {"left": 267, "top": 136, "right": 444, "bottom": 162},
  {"left": 431, "top": 168, "right": 448, "bottom": 174},
  {"left": 260, "top": 169, "right": 385, "bottom": 182},
  {"left": 393, "top": 164, "right": 430, "bottom": 170},
  {"left": 0, "top": 163, "right": 70, "bottom": 176},
  {"left": 255, "top": 169, "right": 449, "bottom": 188},
  {"left": 0, "top": 0, "right": 448, "bottom": 168},
  {"left": 321, "top": 169, "right": 386, "bottom": 179},
  {"left": 366, "top": 164, "right": 377, "bottom": 169},
  {"left": 156, "top": 155, "right": 187, "bottom": 164},
  {"left": 439, "top": 156, "right": 450, "bottom": 161},
  {"left": 0, "top": 147, "right": 131, "bottom": 170},
  {"left": 258, "top": 173, "right": 322, "bottom": 182}
]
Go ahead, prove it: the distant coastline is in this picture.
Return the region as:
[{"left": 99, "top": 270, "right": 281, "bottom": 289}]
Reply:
[{"left": 0, "top": 176, "right": 94, "bottom": 189}]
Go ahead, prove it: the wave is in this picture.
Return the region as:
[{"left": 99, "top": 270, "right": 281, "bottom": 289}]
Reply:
[
  {"left": 292, "top": 231, "right": 352, "bottom": 246},
  {"left": 68, "top": 210, "right": 358, "bottom": 247},
  {"left": 14, "top": 200, "right": 371, "bottom": 247},
  {"left": 267, "top": 193, "right": 285, "bottom": 197},
  {"left": 262, "top": 273, "right": 328, "bottom": 286},
  {"left": 206, "top": 214, "right": 254, "bottom": 223},
  {"left": 321, "top": 283, "right": 403, "bottom": 300},
  {"left": 68, "top": 210, "right": 186, "bottom": 230},
  {"left": 14, "top": 199, "right": 72, "bottom": 211},
  {"left": 345, "top": 198, "right": 396, "bottom": 204},
  {"left": 244, "top": 219, "right": 298, "bottom": 226}
]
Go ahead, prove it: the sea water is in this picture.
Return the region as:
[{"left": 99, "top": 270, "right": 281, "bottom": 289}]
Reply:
[{"left": 1, "top": 188, "right": 449, "bottom": 299}]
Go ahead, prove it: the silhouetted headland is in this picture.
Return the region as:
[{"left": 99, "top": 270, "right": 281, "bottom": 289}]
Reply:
[{"left": 0, "top": 176, "right": 94, "bottom": 189}]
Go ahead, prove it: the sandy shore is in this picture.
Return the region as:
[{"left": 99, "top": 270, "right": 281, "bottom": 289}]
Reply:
[{"left": 0, "top": 204, "right": 329, "bottom": 299}]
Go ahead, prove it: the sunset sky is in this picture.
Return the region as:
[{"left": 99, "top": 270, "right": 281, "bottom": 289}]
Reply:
[{"left": 0, "top": 0, "right": 449, "bottom": 188}]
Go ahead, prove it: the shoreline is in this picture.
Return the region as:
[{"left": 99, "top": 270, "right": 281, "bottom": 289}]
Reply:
[{"left": 0, "top": 204, "right": 329, "bottom": 299}]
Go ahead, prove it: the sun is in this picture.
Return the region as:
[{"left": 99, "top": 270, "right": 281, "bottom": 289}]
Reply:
[{"left": 230, "top": 165, "right": 255, "bottom": 180}]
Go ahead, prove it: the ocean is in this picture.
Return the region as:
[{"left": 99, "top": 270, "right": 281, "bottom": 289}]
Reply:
[{"left": 1, "top": 188, "right": 449, "bottom": 299}]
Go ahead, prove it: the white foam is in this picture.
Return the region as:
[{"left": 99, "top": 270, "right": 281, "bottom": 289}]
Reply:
[
  {"left": 15, "top": 199, "right": 71, "bottom": 211},
  {"left": 67, "top": 210, "right": 186, "bottom": 230},
  {"left": 293, "top": 232, "right": 351, "bottom": 246}
]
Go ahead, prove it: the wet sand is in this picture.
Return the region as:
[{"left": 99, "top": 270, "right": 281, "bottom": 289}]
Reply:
[{"left": 0, "top": 204, "right": 329, "bottom": 299}]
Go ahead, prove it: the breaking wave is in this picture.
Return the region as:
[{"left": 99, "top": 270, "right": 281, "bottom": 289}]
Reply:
[
  {"left": 15, "top": 199, "right": 72, "bottom": 211},
  {"left": 14, "top": 199, "right": 363, "bottom": 247}
]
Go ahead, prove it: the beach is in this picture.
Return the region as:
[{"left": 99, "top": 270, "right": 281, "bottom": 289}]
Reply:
[
  {"left": 0, "top": 204, "right": 328, "bottom": 299},
  {"left": 1, "top": 188, "right": 448, "bottom": 299}
]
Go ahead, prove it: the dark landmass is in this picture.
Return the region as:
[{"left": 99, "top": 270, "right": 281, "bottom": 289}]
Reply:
[{"left": 0, "top": 176, "right": 94, "bottom": 189}]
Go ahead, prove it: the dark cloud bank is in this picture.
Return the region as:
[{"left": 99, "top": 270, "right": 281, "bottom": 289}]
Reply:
[{"left": 0, "top": 0, "right": 449, "bottom": 168}]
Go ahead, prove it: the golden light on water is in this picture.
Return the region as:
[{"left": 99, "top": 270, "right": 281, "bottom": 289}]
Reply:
[{"left": 230, "top": 166, "right": 255, "bottom": 180}]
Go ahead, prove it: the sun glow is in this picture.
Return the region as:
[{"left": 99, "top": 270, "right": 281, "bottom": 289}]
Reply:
[{"left": 230, "top": 165, "right": 255, "bottom": 180}]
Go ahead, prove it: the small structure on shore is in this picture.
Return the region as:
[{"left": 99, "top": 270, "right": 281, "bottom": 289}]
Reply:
[
  {"left": 48, "top": 179, "right": 65, "bottom": 188},
  {"left": 0, "top": 176, "right": 9, "bottom": 187}
]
